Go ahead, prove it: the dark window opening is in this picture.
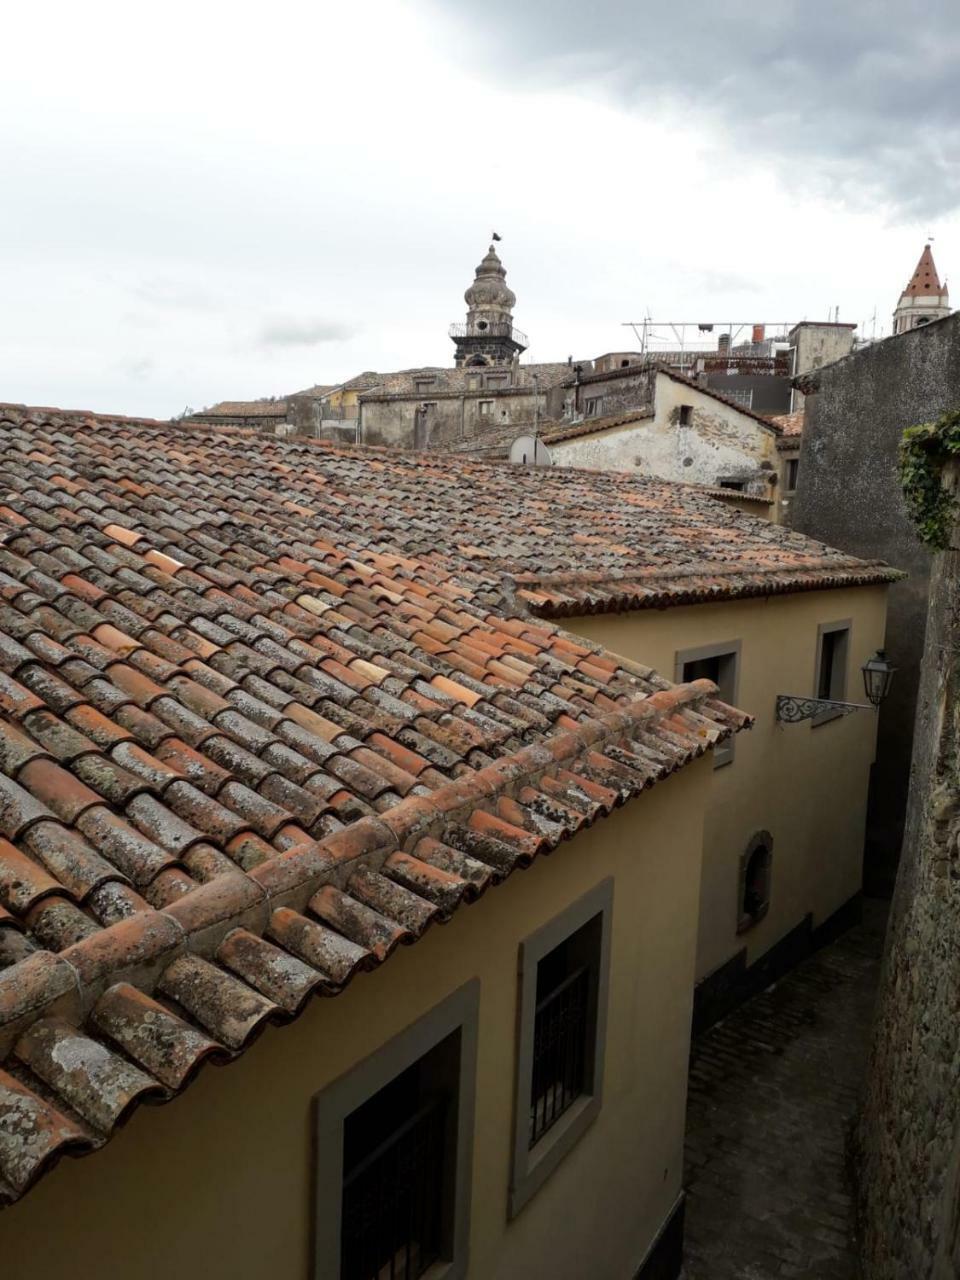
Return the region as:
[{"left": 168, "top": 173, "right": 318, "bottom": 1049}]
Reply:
[
  {"left": 477, "top": 320, "right": 488, "bottom": 331},
  {"left": 341, "top": 1033, "right": 459, "bottom": 1280},
  {"left": 785, "top": 457, "right": 799, "bottom": 491},
  {"left": 620, "top": 359, "right": 630, "bottom": 368},
  {"left": 817, "top": 626, "right": 849, "bottom": 702},
  {"left": 530, "top": 914, "right": 601, "bottom": 1148},
  {"left": 719, "top": 479, "right": 745, "bottom": 491},
  {"left": 678, "top": 404, "right": 693, "bottom": 425},
  {"left": 584, "top": 397, "right": 603, "bottom": 418}
]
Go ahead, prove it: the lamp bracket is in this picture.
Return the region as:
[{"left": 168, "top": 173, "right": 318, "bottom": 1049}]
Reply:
[{"left": 775, "top": 694, "right": 873, "bottom": 724}]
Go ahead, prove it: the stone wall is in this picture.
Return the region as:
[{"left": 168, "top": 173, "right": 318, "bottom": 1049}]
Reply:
[
  {"left": 858, "top": 462, "right": 960, "bottom": 1279},
  {"left": 789, "top": 314, "right": 960, "bottom": 892},
  {"left": 358, "top": 388, "right": 550, "bottom": 449}
]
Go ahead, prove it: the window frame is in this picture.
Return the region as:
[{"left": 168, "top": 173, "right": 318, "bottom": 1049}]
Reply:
[
  {"left": 737, "top": 829, "right": 773, "bottom": 934},
  {"left": 477, "top": 399, "right": 494, "bottom": 417},
  {"left": 675, "top": 640, "right": 741, "bottom": 768},
  {"left": 584, "top": 396, "right": 604, "bottom": 418},
  {"left": 313, "top": 980, "right": 479, "bottom": 1280},
  {"left": 510, "top": 879, "right": 614, "bottom": 1219},
  {"left": 785, "top": 456, "right": 799, "bottom": 492},
  {"left": 812, "top": 619, "right": 851, "bottom": 727},
  {"left": 678, "top": 403, "right": 694, "bottom": 425}
]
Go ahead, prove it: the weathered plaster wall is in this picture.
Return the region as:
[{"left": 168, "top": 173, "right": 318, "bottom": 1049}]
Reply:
[
  {"left": 550, "top": 374, "right": 778, "bottom": 497},
  {"left": 359, "top": 390, "right": 549, "bottom": 450},
  {"left": 572, "top": 366, "right": 656, "bottom": 418},
  {"left": 789, "top": 313, "right": 960, "bottom": 892},
  {"left": 0, "top": 772, "right": 709, "bottom": 1280},
  {"left": 858, "top": 473, "right": 960, "bottom": 1279},
  {"left": 568, "top": 586, "right": 888, "bottom": 985}
]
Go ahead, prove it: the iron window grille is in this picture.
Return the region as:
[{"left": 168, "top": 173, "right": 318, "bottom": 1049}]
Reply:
[
  {"left": 529, "top": 965, "right": 590, "bottom": 1147},
  {"left": 341, "top": 1095, "right": 448, "bottom": 1280}
]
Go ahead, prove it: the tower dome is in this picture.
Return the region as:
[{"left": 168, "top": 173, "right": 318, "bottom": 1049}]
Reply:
[
  {"left": 450, "top": 241, "right": 528, "bottom": 368},
  {"left": 464, "top": 245, "right": 517, "bottom": 312}
]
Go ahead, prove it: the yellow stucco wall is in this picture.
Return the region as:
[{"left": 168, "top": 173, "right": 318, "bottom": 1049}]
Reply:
[
  {"left": 1, "top": 760, "right": 711, "bottom": 1280},
  {"left": 568, "top": 585, "right": 888, "bottom": 982}
]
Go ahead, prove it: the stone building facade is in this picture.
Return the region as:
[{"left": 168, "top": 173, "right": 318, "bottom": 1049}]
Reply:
[
  {"left": 786, "top": 322, "right": 857, "bottom": 413},
  {"left": 858, "top": 459, "right": 960, "bottom": 1280},
  {"left": 789, "top": 313, "right": 960, "bottom": 893}
]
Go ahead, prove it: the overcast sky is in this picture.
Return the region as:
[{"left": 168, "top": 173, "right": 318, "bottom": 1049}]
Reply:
[{"left": 3, "top": 0, "right": 958, "bottom": 418}]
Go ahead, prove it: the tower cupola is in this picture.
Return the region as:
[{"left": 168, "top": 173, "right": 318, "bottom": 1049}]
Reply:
[
  {"left": 893, "top": 244, "right": 950, "bottom": 335},
  {"left": 450, "top": 242, "right": 528, "bottom": 367}
]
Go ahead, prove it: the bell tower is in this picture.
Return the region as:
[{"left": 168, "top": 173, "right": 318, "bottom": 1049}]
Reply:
[
  {"left": 893, "top": 244, "right": 950, "bottom": 335},
  {"left": 450, "top": 243, "right": 528, "bottom": 368}
]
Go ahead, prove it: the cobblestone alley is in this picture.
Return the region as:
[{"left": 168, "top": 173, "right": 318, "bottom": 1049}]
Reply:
[{"left": 682, "top": 903, "right": 888, "bottom": 1279}]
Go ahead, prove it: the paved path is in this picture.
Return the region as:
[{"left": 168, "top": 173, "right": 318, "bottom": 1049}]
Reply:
[{"left": 682, "top": 903, "right": 888, "bottom": 1280}]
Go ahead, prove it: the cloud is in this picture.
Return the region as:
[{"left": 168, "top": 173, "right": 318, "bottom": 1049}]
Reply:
[
  {"left": 258, "top": 318, "right": 357, "bottom": 347},
  {"left": 431, "top": 0, "right": 960, "bottom": 218}
]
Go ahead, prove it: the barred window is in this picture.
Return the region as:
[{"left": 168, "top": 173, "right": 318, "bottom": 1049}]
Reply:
[{"left": 511, "top": 881, "right": 613, "bottom": 1217}]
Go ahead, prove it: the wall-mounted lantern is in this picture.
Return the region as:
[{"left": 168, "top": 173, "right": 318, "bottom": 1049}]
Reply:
[{"left": 776, "top": 650, "right": 897, "bottom": 724}]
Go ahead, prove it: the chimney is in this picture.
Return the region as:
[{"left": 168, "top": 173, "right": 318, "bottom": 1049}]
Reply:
[
  {"left": 752, "top": 324, "right": 765, "bottom": 344},
  {"left": 718, "top": 332, "right": 731, "bottom": 354}
]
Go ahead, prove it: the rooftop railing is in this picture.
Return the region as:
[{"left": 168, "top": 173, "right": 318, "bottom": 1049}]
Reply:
[{"left": 449, "top": 321, "right": 529, "bottom": 347}]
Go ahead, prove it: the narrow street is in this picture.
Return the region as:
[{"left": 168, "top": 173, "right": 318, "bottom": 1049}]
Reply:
[{"left": 682, "top": 903, "right": 888, "bottom": 1280}]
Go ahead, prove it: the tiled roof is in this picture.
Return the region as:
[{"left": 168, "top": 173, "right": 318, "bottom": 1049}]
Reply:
[
  {"left": 771, "top": 411, "right": 804, "bottom": 437},
  {"left": 192, "top": 401, "right": 288, "bottom": 419},
  {"left": 0, "top": 404, "right": 753, "bottom": 1205},
  {"left": 902, "top": 244, "right": 946, "bottom": 297},
  {"left": 771, "top": 411, "right": 804, "bottom": 449}
]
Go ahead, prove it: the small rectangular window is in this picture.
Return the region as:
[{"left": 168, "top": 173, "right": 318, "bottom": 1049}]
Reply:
[
  {"left": 719, "top": 479, "right": 745, "bottom": 492},
  {"left": 584, "top": 397, "right": 603, "bottom": 418},
  {"left": 785, "top": 458, "right": 799, "bottom": 491},
  {"left": 813, "top": 621, "right": 851, "bottom": 725},
  {"left": 414, "top": 379, "right": 436, "bottom": 393},
  {"left": 678, "top": 642, "right": 740, "bottom": 767},
  {"left": 314, "top": 982, "right": 478, "bottom": 1280},
  {"left": 466, "top": 375, "right": 481, "bottom": 390},
  {"left": 478, "top": 400, "right": 494, "bottom": 416},
  {"left": 678, "top": 404, "right": 693, "bottom": 425},
  {"left": 511, "top": 880, "right": 613, "bottom": 1218}
]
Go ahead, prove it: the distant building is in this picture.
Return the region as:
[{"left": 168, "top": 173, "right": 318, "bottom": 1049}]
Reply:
[
  {"left": 435, "top": 364, "right": 787, "bottom": 518},
  {"left": 769, "top": 410, "right": 804, "bottom": 522},
  {"left": 785, "top": 322, "right": 857, "bottom": 413},
  {"left": 892, "top": 243, "right": 950, "bottom": 336}
]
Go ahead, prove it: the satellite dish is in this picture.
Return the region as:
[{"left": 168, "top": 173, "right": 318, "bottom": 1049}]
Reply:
[{"left": 509, "top": 435, "right": 553, "bottom": 466}]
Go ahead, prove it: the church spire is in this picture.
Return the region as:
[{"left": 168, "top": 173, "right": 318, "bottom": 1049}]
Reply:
[{"left": 893, "top": 243, "right": 950, "bottom": 335}]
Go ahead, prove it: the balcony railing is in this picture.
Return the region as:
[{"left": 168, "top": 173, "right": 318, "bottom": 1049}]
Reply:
[{"left": 449, "top": 321, "right": 529, "bottom": 348}]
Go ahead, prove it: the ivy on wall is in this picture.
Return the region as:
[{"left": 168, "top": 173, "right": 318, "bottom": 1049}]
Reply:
[{"left": 900, "top": 407, "right": 960, "bottom": 549}]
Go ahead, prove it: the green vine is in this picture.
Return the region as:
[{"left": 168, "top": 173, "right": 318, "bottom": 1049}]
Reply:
[{"left": 900, "top": 407, "right": 960, "bottom": 549}]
